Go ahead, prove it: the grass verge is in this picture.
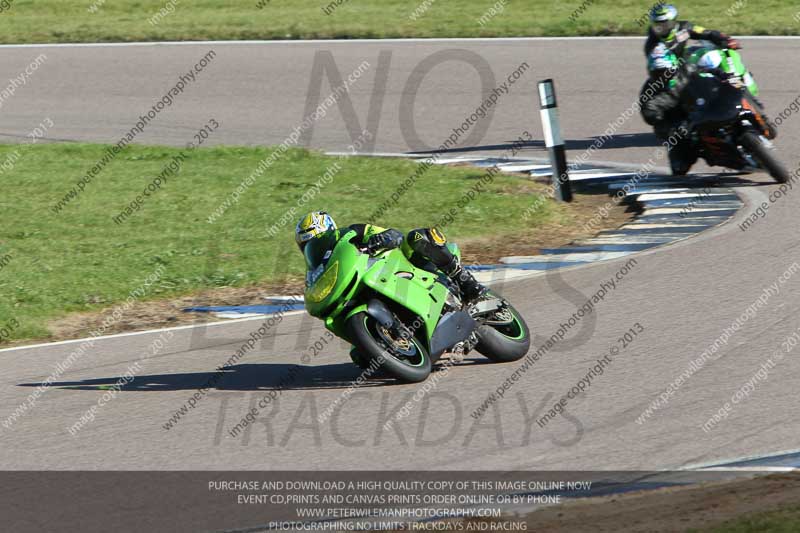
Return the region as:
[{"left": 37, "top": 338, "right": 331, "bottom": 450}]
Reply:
[
  {"left": 698, "top": 505, "right": 800, "bottom": 532},
  {"left": 0, "top": 1, "right": 797, "bottom": 44},
  {"left": 0, "top": 143, "right": 596, "bottom": 343}
]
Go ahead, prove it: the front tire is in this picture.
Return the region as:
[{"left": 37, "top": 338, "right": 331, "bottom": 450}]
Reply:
[
  {"left": 475, "top": 302, "right": 531, "bottom": 363},
  {"left": 740, "top": 131, "right": 790, "bottom": 183},
  {"left": 347, "top": 312, "right": 432, "bottom": 383}
]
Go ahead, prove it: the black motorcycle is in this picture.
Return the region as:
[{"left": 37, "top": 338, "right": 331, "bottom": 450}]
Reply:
[{"left": 679, "top": 45, "right": 788, "bottom": 183}]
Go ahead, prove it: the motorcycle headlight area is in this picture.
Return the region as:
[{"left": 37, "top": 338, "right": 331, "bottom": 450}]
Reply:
[{"left": 305, "top": 261, "right": 339, "bottom": 303}]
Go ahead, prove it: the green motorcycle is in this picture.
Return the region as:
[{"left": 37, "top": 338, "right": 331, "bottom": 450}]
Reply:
[{"left": 303, "top": 229, "right": 531, "bottom": 382}]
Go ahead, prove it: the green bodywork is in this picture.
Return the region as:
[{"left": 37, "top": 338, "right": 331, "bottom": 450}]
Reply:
[
  {"left": 303, "top": 229, "right": 461, "bottom": 348},
  {"left": 683, "top": 42, "right": 760, "bottom": 97}
]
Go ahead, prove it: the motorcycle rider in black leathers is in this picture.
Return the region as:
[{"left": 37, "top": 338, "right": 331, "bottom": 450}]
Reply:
[
  {"left": 640, "top": 4, "right": 741, "bottom": 174},
  {"left": 644, "top": 4, "right": 739, "bottom": 59}
]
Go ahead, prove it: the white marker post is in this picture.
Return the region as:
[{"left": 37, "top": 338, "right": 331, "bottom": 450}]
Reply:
[{"left": 538, "top": 79, "right": 572, "bottom": 202}]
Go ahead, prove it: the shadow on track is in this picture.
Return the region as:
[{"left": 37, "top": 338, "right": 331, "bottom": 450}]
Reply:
[
  {"left": 19, "top": 358, "right": 488, "bottom": 393},
  {"left": 407, "top": 133, "right": 662, "bottom": 156},
  {"left": 404, "top": 135, "right": 785, "bottom": 191}
]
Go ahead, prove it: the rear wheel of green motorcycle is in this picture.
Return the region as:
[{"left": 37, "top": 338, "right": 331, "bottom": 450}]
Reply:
[
  {"left": 740, "top": 131, "right": 790, "bottom": 183},
  {"left": 347, "top": 312, "right": 432, "bottom": 383},
  {"left": 475, "top": 302, "right": 531, "bottom": 363}
]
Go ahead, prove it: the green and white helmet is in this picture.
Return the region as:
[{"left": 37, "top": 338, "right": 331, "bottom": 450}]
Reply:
[
  {"left": 648, "top": 42, "right": 680, "bottom": 73},
  {"left": 686, "top": 46, "right": 723, "bottom": 71},
  {"left": 650, "top": 4, "right": 679, "bottom": 39}
]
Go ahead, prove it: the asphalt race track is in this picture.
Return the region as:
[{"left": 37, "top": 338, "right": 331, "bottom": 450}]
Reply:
[{"left": 1, "top": 38, "right": 800, "bottom": 472}]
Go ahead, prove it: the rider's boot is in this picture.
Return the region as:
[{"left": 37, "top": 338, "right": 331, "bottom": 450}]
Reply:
[
  {"left": 668, "top": 121, "right": 697, "bottom": 176},
  {"left": 443, "top": 257, "right": 487, "bottom": 304},
  {"left": 669, "top": 146, "right": 697, "bottom": 176}
]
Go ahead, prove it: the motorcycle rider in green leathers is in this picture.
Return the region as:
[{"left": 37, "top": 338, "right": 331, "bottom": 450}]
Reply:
[{"left": 295, "top": 211, "right": 486, "bottom": 368}]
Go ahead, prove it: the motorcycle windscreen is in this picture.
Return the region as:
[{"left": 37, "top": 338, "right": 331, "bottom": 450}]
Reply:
[
  {"left": 304, "top": 231, "right": 338, "bottom": 270},
  {"left": 687, "top": 76, "right": 742, "bottom": 130}
]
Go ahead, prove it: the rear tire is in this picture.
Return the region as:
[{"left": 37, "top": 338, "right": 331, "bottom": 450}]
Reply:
[
  {"left": 740, "top": 131, "right": 790, "bottom": 183},
  {"left": 347, "top": 312, "right": 432, "bottom": 383},
  {"left": 475, "top": 302, "right": 531, "bottom": 363}
]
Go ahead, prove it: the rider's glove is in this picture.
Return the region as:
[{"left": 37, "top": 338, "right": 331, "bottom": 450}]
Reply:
[
  {"left": 366, "top": 229, "right": 404, "bottom": 253},
  {"left": 727, "top": 38, "right": 741, "bottom": 50}
]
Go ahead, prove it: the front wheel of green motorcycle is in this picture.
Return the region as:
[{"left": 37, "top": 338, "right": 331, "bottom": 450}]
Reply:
[
  {"left": 475, "top": 302, "right": 531, "bottom": 363},
  {"left": 347, "top": 312, "right": 432, "bottom": 383}
]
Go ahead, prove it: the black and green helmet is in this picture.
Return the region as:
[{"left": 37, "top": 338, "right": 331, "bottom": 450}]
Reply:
[{"left": 650, "top": 4, "right": 679, "bottom": 39}]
